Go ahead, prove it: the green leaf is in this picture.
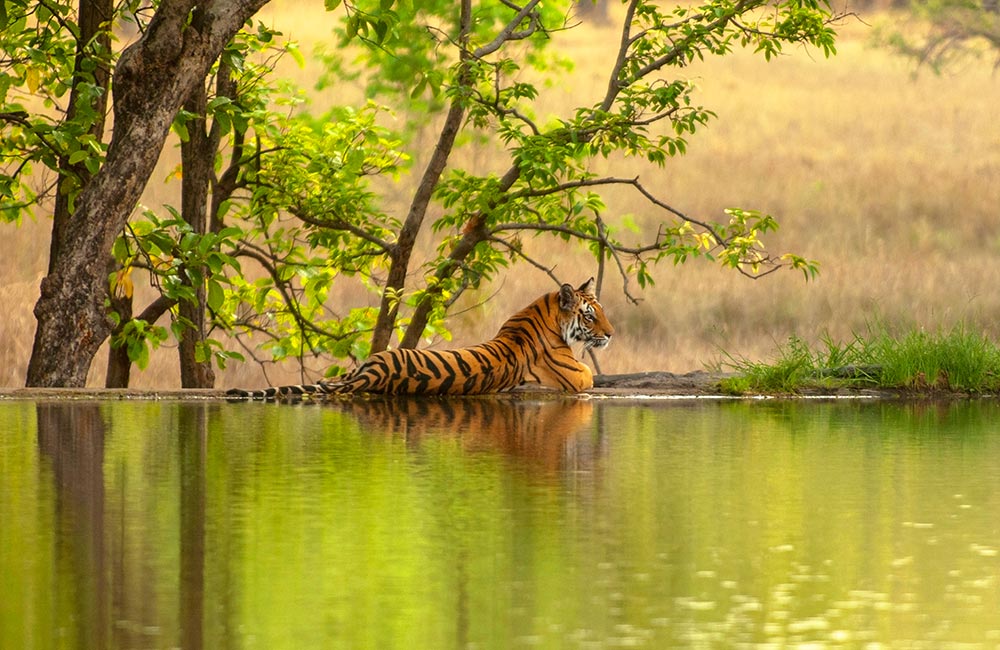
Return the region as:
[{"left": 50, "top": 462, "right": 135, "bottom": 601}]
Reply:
[
  {"left": 207, "top": 279, "right": 225, "bottom": 312},
  {"left": 194, "top": 341, "right": 210, "bottom": 364},
  {"left": 373, "top": 19, "right": 389, "bottom": 45},
  {"left": 68, "top": 149, "right": 89, "bottom": 165},
  {"left": 286, "top": 42, "right": 306, "bottom": 68},
  {"left": 206, "top": 96, "right": 232, "bottom": 111},
  {"left": 172, "top": 119, "right": 189, "bottom": 143},
  {"left": 345, "top": 15, "right": 359, "bottom": 40}
]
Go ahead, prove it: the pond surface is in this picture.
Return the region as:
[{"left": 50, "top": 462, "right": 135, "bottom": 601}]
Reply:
[{"left": 2, "top": 396, "right": 1000, "bottom": 649}]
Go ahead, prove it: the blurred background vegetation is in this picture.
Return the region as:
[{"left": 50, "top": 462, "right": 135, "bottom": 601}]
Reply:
[{"left": 1, "top": 0, "right": 998, "bottom": 388}]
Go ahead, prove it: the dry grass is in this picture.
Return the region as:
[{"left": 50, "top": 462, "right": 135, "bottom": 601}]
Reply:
[{"left": 2, "top": 5, "right": 999, "bottom": 388}]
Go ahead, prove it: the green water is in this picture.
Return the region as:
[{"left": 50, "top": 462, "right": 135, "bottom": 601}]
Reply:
[{"left": 2, "top": 397, "right": 999, "bottom": 649}]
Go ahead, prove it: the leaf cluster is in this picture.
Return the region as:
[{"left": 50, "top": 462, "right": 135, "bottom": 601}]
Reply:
[
  {"left": 879, "top": 0, "right": 1000, "bottom": 72},
  {"left": 0, "top": 0, "right": 112, "bottom": 220}
]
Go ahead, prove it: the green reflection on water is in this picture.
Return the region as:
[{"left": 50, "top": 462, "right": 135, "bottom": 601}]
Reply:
[{"left": 2, "top": 398, "right": 999, "bottom": 649}]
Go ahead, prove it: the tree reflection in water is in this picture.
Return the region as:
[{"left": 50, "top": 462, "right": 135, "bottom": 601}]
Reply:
[
  {"left": 29, "top": 397, "right": 598, "bottom": 650},
  {"left": 36, "top": 404, "right": 108, "bottom": 650},
  {"left": 13, "top": 399, "right": 1000, "bottom": 648},
  {"left": 36, "top": 403, "right": 211, "bottom": 650}
]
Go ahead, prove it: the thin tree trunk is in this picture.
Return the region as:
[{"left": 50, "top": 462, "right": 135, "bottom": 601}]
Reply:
[
  {"left": 369, "top": 0, "right": 474, "bottom": 353},
  {"left": 48, "top": 0, "right": 112, "bottom": 274},
  {"left": 105, "top": 295, "right": 176, "bottom": 388},
  {"left": 399, "top": 165, "right": 521, "bottom": 348},
  {"left": 398, "top": 216, "right": 489, "bottom": 349},
  {"left": 104, "top": 290, "right": 133, "bottom": 388},
  {"left": 178, "top": 81, "right": 215, "bottom": 388}
]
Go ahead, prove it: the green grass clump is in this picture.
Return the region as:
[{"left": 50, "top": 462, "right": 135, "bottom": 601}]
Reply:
[{"left": 721, "top": 325, "right": 1000, "bottom": 394}]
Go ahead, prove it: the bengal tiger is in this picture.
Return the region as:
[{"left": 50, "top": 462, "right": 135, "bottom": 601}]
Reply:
[{"left": 226, "top": 278, "right": 614, "bottom": 399}]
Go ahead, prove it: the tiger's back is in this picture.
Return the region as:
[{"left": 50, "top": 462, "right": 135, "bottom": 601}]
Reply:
[{"left": 227, "top": 278, "right": 613, "bottom": 399}]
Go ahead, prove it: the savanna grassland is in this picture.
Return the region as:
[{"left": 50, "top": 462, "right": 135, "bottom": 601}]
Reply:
[{"left": 1, "top": 3, "right": 999, "bottom": 389}]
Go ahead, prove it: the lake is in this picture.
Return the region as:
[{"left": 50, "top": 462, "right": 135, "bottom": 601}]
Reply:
[{"left": 2, "top": 396, "right": 999, "bottom": 649}]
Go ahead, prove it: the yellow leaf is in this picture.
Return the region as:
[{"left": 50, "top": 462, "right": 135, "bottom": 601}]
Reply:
[
  {"left": 26, "top": 67, "right": 40, "bottom": 94},
  {"left": 150, "top": 254, "right": 173, "bottom": 271},
  {"left": 112, "top": 268, "right": 134, "bottom": 299}
]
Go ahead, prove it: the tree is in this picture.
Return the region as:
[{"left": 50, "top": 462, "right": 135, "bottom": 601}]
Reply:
[
  {"left": 1, "top": 0, "right": 270, "bottom": 387},
  {"left": 3, "top": 0, "right": 843, "bottom": 388},
  {"left": 225, "top": 0, "right": 839, "bottom": 379},
  {"left": 884, "top": 0, "right": 1000, "bottom": 71},
  {"left": 103, "top": 24, "right": 293, "bottom": 388}
]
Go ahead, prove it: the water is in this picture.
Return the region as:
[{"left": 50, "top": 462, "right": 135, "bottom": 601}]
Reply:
[{"left": 2, "top": 397, "right": 1000, "bottom": 649}]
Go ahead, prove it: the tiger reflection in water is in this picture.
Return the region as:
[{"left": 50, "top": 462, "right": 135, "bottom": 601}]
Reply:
[{"left": 337, "top": 396, "right": 598, "bottom": 474}]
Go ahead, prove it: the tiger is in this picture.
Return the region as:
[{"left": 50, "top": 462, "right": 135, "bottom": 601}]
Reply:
[{"left": 226, "top": 278, "right": 614, "bottom": 399}]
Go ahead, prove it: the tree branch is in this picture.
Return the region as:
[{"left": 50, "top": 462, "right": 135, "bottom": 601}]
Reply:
[
  {"left": 286, "top": 205, "right": 394, "bottom": 253},
  {"left": 486, "top": 235, "right": 561, "bottom": 284},
  {"left": 233, "top": 242, "right": 358, "bottom": 345},
  {"left": 473, "top": 0, "right": 545, "bottom": 58}
]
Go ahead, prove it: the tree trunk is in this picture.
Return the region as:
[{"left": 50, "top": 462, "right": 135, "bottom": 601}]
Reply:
[
  {"left": 369, "top": 0, "right": 473, "bottom": 353},
  {"left": 398, "top": 216, "right": 489, "bottom": 349},
  {"left": 104, "top": 290, "right": 133, "bottom": 388},
  {"left": 26, "top": 0, "right": 271, "bottom": 387},
  {"left": 399, "top": 166, "right": 521, "bottom": 349},
  {"left": 48, "top": 0, "right": 112, "bottom": 275},
  {"left": 369, "top": 100, "right": 466, "bottom": 352},
  {"left": 105, "top": 295, "right": 176, "bottom": 388},
  {"left": 178, "top": 81, "right": 215, "bottom": 388}
]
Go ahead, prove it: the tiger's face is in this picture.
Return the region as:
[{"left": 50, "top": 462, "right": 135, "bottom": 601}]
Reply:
[{"left": 558, "top": 278, "right": 615, "bottom": 351}]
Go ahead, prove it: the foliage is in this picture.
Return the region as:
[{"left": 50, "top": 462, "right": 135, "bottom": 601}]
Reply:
[
  {"left": 107, "top": 20, "right": 333, "bottom": 375},
  {"left": 111, "top": 207, "right": 247, "bottom": 370},
  {"left": 245, "top": 0, "right": 841, "bottom": 368},
  {"left": 721, "top": 323, "right": 1000, "bottom": 393},
  {"left": 0, "top": 0, "right": 112, "bottom": 222},
  {"left": 880, "top": 0, "right": 1000, "bottom": 72},
  {"left": 3, "top": 0, "right": 845, "bottom": 385}
]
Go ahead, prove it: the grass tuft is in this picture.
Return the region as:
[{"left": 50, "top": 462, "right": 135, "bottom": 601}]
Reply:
[{"left": 722, "top": 324, "right": 1000, "bottom": 394}]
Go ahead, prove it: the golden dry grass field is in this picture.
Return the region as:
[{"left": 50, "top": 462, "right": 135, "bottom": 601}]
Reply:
[{"left": 2, "top": 3, "right": 999, "bottom": 388}]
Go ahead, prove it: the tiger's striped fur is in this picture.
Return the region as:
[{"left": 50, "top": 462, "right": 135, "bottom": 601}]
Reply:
[{"left": 226, "top": 278, "right": 613, "bottom": 399}]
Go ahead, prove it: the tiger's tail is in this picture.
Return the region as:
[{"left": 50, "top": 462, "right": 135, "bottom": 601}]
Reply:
[{"left": 225, "top": 383, "right": 330, "bottom": 401}]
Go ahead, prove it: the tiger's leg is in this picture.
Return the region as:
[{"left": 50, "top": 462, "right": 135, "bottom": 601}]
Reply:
[
  {"left": 319, "top": 351, "right": 398, "bottom": 394},
  {"left": 525, "top": 352, "right": 594, "bottom": 393}
]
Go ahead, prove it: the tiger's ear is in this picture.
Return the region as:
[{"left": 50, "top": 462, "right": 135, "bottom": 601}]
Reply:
[
  {"left": 578, "top": 277, "right": 596, "bottom": 297},
  {"left": 559, "top": 283, "right": 576, "bottom": 310}
]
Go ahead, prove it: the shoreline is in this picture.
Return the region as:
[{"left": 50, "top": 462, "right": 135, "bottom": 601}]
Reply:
[{"left": 0, "top": 371, "right": 992, "bottom": 401}]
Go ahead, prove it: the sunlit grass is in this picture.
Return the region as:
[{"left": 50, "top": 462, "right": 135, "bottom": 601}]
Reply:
[{"left": 721, "top": 324, "right": 1000, "bottom": 394}]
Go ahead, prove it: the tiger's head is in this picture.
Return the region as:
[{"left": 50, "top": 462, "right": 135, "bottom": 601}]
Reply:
[{"left": 558, "top": 278, "right": 614, "bottom": 351}]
